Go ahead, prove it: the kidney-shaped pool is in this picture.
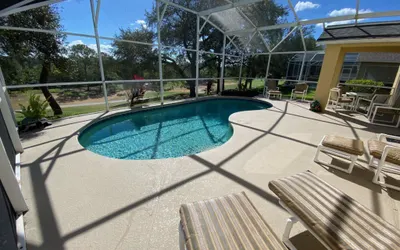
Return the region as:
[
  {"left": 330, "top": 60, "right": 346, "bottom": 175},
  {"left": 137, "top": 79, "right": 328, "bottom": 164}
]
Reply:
[{"left": 78, "top": 98, "right": 272, "bottom": 160}]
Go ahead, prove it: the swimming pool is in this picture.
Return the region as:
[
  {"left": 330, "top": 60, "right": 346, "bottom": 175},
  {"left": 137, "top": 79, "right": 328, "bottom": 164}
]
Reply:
[{"left": 78, "top": 98, "right": 272, "bottom": 160}]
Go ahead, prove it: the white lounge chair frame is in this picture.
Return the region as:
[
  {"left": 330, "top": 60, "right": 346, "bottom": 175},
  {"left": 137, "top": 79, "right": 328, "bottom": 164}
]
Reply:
[
  {"left": 355, "top": 94, "right": 390, "bottom": 116},
  {"left": 369, "top": 134, "right": 400, "bottom": 191},
  {"left": 279, "top": 200, "right": 331, "bottom": 250},
  {"left": 314, "top": 135, "right": 359, "bottom": 174},
  {"left": 179, "top": 223, "right": 186, "bottom": 250},
  {"left": 369, "top": 104, "right": 400, "bottom": 128}
]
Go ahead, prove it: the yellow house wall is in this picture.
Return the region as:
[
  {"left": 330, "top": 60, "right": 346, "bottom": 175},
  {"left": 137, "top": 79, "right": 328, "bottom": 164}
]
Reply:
[{"left": 315, "top": 42, "right": 400, "bottom": 110}]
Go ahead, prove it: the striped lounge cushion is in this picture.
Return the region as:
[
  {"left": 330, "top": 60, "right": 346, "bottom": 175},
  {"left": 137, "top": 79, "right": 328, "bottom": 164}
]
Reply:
[
  {"left": 179, "top": 192, "right": 286, "bottom": 250},
  {"left": 269, "top": 171, "right": 400, "bottom": 250}
]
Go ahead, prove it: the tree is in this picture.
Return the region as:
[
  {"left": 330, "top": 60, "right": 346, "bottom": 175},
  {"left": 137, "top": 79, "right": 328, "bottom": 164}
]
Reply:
[
  {"left": 113, "top": 27, "right": 158, "bottom": 79},
  {"left": 0, "top": 6, "right": 66, "bottom": 115},
  {"left": 69, "top": 44, "right": 98, "bottom": 90}
]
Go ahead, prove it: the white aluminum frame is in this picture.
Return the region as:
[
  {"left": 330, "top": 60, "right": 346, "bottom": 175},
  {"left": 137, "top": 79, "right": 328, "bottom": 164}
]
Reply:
[
  {"left": 314, "top": 135, "right": 360, "bottom": 174},
  {"left": 0, "top": 0, "right": 398, "bottom": 114},
  {"left": 369, "top": 134, "right": 400, "bottom": 191}
]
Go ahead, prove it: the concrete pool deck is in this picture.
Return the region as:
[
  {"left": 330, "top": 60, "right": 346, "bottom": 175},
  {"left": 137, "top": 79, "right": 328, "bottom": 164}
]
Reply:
[{"left": 20, "top": 98, "right": 400, "bottom": 250}]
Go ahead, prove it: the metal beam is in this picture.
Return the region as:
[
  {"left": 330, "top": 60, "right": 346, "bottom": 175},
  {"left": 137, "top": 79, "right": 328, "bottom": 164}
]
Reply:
[
  {"left": 263, "top": 54, "right": 271, "bottom": 96},
  {"left": 288, "top": 0, "right": 306, "bottom": 52},
  {"left": 195, "top": 15, "right": 200, "bottom": 98},
  {"left": 236, "top": 8, "right": 270, "bottom": 52},
  {"left": 157, "top": 0, "right": 164, "bottom": 104},
  {"left": 198, "top": 0, "right": 263, "bottom": 16},
  {"left": 200, "top": 15, "right": 211, "bottom": 33},
  {"left": 0, "top": 138, "right": 28, "bottom": 213},
  {"left": 0, "top": 0, "right": 65, "bottom": 18},
  {"left": 0, "top": 0, "right": 35, "bottom": 16},
  {"left": 254, "top": 50, "right": 324, "bottom": 55},
  {"left": 226, "top": 10, "right": 400, "bottom": 34},
  {"left": 160, "top": 2, "right": 168, "bottom": 22},
  {"left": 90, "top": 0, "right": 108, "bottom": 111},
  {"left": 271, "top": 26, "right": 298, "bottom": 52},
  {"left": 220, "top": 34, "right": 227, "bottom": 93},
  {"left": 158, "top": 0, "right": 198, "bottom": 14},
  {"left": 355, "top": 0, "right": 360, "bottom": 25}
]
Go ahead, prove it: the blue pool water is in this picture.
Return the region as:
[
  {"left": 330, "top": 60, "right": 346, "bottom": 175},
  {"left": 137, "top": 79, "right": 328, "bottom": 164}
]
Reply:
[{"left": 78, "top": 99, "right": 271, "bottom": 160}]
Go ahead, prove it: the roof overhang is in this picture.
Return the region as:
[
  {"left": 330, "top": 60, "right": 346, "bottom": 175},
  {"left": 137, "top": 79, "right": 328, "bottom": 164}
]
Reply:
[{"left": 0, "top": 0, "right": 64, "bottom": 18}]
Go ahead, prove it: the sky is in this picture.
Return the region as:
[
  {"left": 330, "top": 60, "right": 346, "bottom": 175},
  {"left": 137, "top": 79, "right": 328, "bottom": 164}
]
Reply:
[{"left": 54, "top": 0, "right": 400, "bottom": 53}]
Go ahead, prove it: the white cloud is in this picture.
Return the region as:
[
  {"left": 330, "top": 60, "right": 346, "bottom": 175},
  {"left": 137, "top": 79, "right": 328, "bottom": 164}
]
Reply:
[
  {"left": 328, "top": 8, "right": 372, "bottom": 17},
  {"left": 68, "top": 40, "right": 113, "bottom": 55},
  {"left": 131, "top": 19, "right": 148, "bottom": 29},
  {"left": 68, "top": 40, "right": 84, "bottom": 46},
  {"left": 316, "top": 8, "right": 373, "bottom": 27},
  {"left": 294, "top": 1, "right": 320, "bottom": 12}
]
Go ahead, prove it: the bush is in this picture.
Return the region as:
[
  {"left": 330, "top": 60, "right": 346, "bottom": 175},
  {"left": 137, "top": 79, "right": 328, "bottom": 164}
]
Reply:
[
  {"left": 221, "top": 89, "right": 261, "bottom": 97},
  {"left": 18, "top": 93, "right": 49, "bottom": 120},
  {"left": 344, "top": 79, "right": 384, "bottom": 93}
]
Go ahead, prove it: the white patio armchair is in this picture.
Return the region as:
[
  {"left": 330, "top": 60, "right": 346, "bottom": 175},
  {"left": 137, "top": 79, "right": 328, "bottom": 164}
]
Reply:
[
  {"left": 327, "top": 87, "right": 354, "bottom": 110},
  {"left": 369, "top": 95, "right": 400, "bottom": 127},
  {"left": 290, "top": 82, "right": 308, "bottom": 101},
  {"left": 355, "top": 94, "right": 390, "bottom": 117}
]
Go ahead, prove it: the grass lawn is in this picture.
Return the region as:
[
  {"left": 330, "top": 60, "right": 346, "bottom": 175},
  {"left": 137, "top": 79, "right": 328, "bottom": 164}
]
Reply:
[{"left": 14, "top": 82, "right": 316, "bottom": 124}]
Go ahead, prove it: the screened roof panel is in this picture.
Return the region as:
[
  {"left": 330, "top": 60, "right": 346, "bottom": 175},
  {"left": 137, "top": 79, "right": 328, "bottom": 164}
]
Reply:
[
  {"left": 209, "top": 8, "right": 254, "bottom": 32},
  {"left": 167, "top": 0, "right": 230, "bottom": 12}
]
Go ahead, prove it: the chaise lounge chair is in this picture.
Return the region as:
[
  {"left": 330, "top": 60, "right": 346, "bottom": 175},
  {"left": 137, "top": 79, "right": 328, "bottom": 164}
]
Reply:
[
  {"left": 314, "top": 135, "right": 364, "bottom": 174},
  {"left": 179, "top": 192, "right": 286, "bottom": 250},
  {"left": 368, "top": 133, "right": 400, "bottom": 191},
  {"left": 269, "top": 171, "right": 400, "bottom": 250}
]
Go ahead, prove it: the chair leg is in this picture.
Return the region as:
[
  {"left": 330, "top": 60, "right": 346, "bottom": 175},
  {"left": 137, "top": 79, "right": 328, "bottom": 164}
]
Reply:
[
  {"left": 282, "top": 217, "right": 298, "bottom": 250},
  {"left": 179, "top": 223, "right": 185, "bottom": 250},
  {"left": 372, "top": 159, "right": 385, "bottom": 185},
  {"left": 369, "top": 157, "right": 375, "bottom": 167},
  {"left": 314, "top": 145, "right": 322, "bottom": 162},
  {"left": 348, "top": 155, "right": 357, "bottom": 174}
]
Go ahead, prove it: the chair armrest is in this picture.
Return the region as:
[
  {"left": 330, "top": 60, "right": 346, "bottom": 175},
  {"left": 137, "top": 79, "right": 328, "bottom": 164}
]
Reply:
[
  {"left": 372, "top": 103, "right": 390, "bottom": 110},
  {"left": 378, "top": 133, "right": 400, "bottom": 142},
  {"left": 382, "top": 144, "right": 400, "bottom": 162},
  {"left": 358, "top": 98, "right": 372, "bottom": 103}
]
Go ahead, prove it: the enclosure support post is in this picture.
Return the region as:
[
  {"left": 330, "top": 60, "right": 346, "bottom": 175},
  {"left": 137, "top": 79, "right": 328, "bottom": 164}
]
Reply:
[
  {"left": 298, "top": 52, "right": 306, "bottom": 82},
  {"left": 0, "top": 71, "right": 23, "bottom": 153},
  {"left": 239, "top": 53, "right": 244, "bottom": 86},
  {"left": 220, "top": 34, "right": 226, "bottom": 94},
  {"left": 0, "top": 138, "right": 28, "bottom": 213},
  {"left": 195, "top": 15, "right": 200, "bottom": 98},
  {"left": 90, "top": 0, "right": 108, "bottom": 111},
  {"left": 157, "top": 0, "right": 164, "bottom": 104},
  {"left": 263, "top": 53, "right": 271, "bottom": 97}
]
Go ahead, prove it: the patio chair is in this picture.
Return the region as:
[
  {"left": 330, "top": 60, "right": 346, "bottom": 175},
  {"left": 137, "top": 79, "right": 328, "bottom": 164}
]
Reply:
[
  {"left": 179, "top": 192, "right": 286, "bottom": 250},
  {"left": 314, "top": 135, "right": 364, "bottom": 173},
  {"left": 369, "top": 94, "right": 400, "bottom": 127},
  {"left": 269, "top": 171, "right": 400, "bottom": 250},
  {"left": 265, "top": 80, "right": 282, "bottom": 100},
  {"left": 368, "top": 133, "right": 400, "bottom": 191},
  {"left": 326, "top": 87, "right": 354, "bottom": 110},
  {"left": 355, "top": 94, "right": 390, "bottom": 117},
  {"left": 290, "top": 82, "right": 308, "bottom": 101}
]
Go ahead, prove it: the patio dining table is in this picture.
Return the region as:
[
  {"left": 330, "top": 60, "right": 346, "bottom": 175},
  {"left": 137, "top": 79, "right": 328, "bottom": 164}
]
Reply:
[{"left": 344, "top": 92, "right": 373, "bottom": 110}]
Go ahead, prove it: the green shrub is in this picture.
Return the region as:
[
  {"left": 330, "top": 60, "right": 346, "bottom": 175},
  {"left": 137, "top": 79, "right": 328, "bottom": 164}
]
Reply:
[
  {"left": 18, "top": 93, "right": 49, "bottom": 120},
  {"left": 345, "top": 79, "right": 384, "bottom": 93}
]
